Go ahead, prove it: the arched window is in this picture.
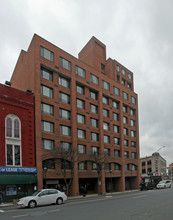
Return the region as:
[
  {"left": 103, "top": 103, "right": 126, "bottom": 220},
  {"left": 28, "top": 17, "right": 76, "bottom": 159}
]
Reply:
[
  {"left": 6, "top": 117, "right": 12, "bottom": 137},
  {"left": 5, "top": 114, "right": 21, "bottom": 166}
]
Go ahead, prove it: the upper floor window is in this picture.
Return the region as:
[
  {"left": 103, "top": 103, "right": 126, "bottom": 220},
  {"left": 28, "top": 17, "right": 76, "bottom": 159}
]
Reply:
[
  {"left": 91, "top": 146, "right": 99, "bottom": 154},
  {"left": 114, "top": 137, "right": 120, "bottom": 145},
  {"left": 60, "top": 142, "right": 71, "bottom": 152},
  {"left": 113, "top": 113, "right": 119, "bottom": 121},
  {"left": 91, "top": 132, "right": 99, "bottom": 141},
  {"left": 104, "top": 135, "right": 110, "bottom": 144},
  {"left": 131, "top": 152, "right": 136, "bottom": 159},
  {"left": 90, "top": 104, "right": 98, "bottom": 114},
  {"left": 77, "top": 99, "right": 85, "bottom": 109},
  {"left": 42, "top": 139, "right": 54, "bottom": 150},
  {"left": 59, "top": 108, "right": 71, "bottom": 120},
  {"left": 90, "top": 90, "right": 98, "bottom": 100},
  {"left": 128, "top": 73, "right": 132, "bottom": 80},
  {"left": 131, "top": 96, "right": 136, "bottom": 104},
  {"left": 116, "top": 65, "right": 120, "bottom": 72},
  {"left": 75, "top": 66, "right": 85, "bottom": 78},
  {"left": 90, "top": 73, "right": 99, "bottom": 85},
  {"left": 102, "top": 80, "right": 110, "bottom": 91},
  {"left": 60, "top": 125, "right": 71, "bottom": 136},
  {"left": 112, "top": 100, "right": 119, "bottom": 109},
  {"left": 103, "top": 109, "right": 109, "bottom": 118},
  {"left": 60, "top": 57, "right": 71, "bottom": 71},
  {"left": 104, "top": 148, "right": 110, "bottom": 156},
  {"left": 78, "top": 161, "right": 87, "bottom": 170},
  {"left": 42, "top": 159, "right": 55, "bottom": 169},
  {"left": 76, "top": 84, "right": 85, "bottom": 94},
  {"left": 59, "top": 75, "right": 70, "bottom": 88},
  {"left": 103, "top": 122, "right": 109, "bottom": 130},
  {"left": 41, "top": 67, "right": 53, "bottom": 81},
  {"left": 77, "top": 129, "right": 86, "bottom": 139},
  {"left": 41, "top": 103, "right": 54, "bottom": 115},
  {"left": 102, "top": 96, "right": 109, "bottom": 105},
  {"left": 122, "top": 69, "right": 126, "bottom": 76},
  {"left": 123, "top": 105, "right": 128, "bottom": 113},
  {"left": 122, "top": 91, "right": 128, "bottom": 100},
  {"left": 41, "top": 85, "right": 53, "bottom": 98},
  {"left": 40, "top": 46, "right": 54, "bottom": 62},
  {"left": 59, "top": 92, "right": 70, "bottom": 104},
  {"left": 123, "top": 116, "right": 128, "bottom": 124},
  {"left": 130, "top": 119, "right": 135, "bottom": 127},
  {"left": 131, "top": 130, "right": 136, "bottom": 137},
  {"left": 114, "top": 150, "right": 120, "bottom": 157},
  {"left": 115, "top": 163, "right": 121, "bottom": 170},
  {"left": 123, "top": 128, "right": 128, "bottom": 135},
  {"left": 131, "top": 141, "right": 136, "bottom": 148},
  {"left": 78, "top": 144, "right": 86, "bottom": 154},
  {"left": 113, "top": 86, "right": 120, "bottom": 96},
  {"left": 113, "top": 125, "right": 119, "bottom": 133},
  {"left": 77, "top": 114, "right": 85, "bottom": 124},
  {"left": 130, "top": 108, "right": 135, "bottom": 116},
  {"left": 90, "top": 118, "right": 98, "bottom": 128},
  {"left": 41, "top": 121, "right": 54, "bottom": 133},
  {"left": 6, "top": 115, "right": 21, "bottom": 138}
]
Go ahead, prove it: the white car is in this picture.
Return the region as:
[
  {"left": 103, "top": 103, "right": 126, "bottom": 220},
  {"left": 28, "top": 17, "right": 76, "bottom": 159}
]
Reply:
[
  {"left": 156, "top": 180, "right": 172, "bottom": 189},
  {"left": 17, "top": 189, "right": 67, "bottom": 208}
]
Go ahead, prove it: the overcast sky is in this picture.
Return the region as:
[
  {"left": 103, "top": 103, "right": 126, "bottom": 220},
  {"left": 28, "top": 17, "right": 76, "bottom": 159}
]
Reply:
[{"left": 1, "top": 0, "right": 173, "bottom": 166}]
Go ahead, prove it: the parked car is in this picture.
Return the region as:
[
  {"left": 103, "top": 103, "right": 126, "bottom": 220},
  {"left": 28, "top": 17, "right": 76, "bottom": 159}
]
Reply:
[
  {"left": 17, "top": 189, "right": 67, "bottom": 208},
  {"left": 140, "top": 176, "right": 162, "bottom": 190},
  {"left": 156, "top": 180, "right": 172, "bottom": 189}
]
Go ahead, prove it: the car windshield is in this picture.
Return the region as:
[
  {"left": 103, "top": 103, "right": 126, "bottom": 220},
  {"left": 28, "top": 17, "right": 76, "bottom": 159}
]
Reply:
[
  {"left": 158, "top": 181, "right": 166, "bottom": 184},
  {"left": 32, "top": 191, "right": 41, "bottom": 196}
]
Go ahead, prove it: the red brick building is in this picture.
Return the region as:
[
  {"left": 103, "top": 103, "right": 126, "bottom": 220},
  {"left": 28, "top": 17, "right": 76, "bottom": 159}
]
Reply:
[
  {"left": 0, "top": 83, "right": 36, "bottom": 202},
  {"left": 11, "top": 34, "right": 140, "bottom": 195}
]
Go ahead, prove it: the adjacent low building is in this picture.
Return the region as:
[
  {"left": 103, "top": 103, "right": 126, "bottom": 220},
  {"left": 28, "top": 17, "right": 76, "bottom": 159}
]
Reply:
[
  {"left": 0, "top": 83, "right": 36, "bottom": 202},
  {"left": 10, "top": 34, "right": 140, "bottom": 195},
  {"left": 140, "top": 152, "right": 166, "bottom": 177}
]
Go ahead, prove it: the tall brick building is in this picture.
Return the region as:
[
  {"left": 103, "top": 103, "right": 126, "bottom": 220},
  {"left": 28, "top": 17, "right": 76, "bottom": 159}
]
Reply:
[{"left": 11, "top": 34, "right": 140, "bottom": 195}]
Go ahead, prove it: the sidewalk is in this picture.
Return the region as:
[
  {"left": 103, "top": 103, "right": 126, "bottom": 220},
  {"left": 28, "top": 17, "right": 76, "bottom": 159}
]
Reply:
[{"left": 0, "top": 190, "right": 139, "bottom": 207}]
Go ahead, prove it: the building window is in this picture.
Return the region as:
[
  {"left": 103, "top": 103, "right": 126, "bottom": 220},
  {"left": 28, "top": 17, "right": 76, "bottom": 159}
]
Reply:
[
  {"left": 40, "top": 46, "right": 54, "bottom": 62},
  {"left": 112, "top": 100, "right": 119, "bottom": 109},
  {"left": 105, "top": 163, "right": 111, "bottom": 170},
  {"left": 59, "top": 75, "right": 70, "bottom": 88},
  {"left": 101, "top": 63, "right": 105, "bottom": 71},
  {"left": 114, "top": 150, "right": 120, "bottom": 158},
  {"left": 142, "top": 162, "right": 146, "bottom": 166},
  {"left": 61, "top": 160, "right": 72, "bottom": 170},
  {"left": 104, "top": 148, "right": 110, "bottom": 156},
  {"left": 123, "top": 117, "right": 128, "bottom": 124},
  {"left": 115, "top": 163, "right": 121, "bottom": 171},
  {"left": 113, "top": 113, "right": 119, "bottom": 121},
  {"left": 102, "top": 95, "right": 109, "bottom": 105},
  {"left": 43, "top": 159, "right": 55, "bottom": 169},
  {"left": 92, "top": 162, "right": 98, "bottom": 170},
  {"left": 124, "top": 139, "right": 128, "bottom": 147},
  {"left": 90, "top": 118, "right": 98, "bottom": 127},
  {"left": 123, "top": 105, "right": 128, "bottom": 113},
  {"left": 78, "top": 145, "right": 86, "bottom": 154},
  {"left": 41, "top": 121, "right": 54, "bottom": 133},
  {"left": 91, "top": 132, "right": 99, "bottom": 141},
  {"left": 130, "top": 119, "right": 135, "bottom": 126},
  {"left": 103, "top": 109, "right": 109, "bottom": 117},
  {"left": 113, "top": 86, "right": 120, "bottom": 96},
  {"left": 77, "top": 99, "right": 85, "bottom": 109},
  {"left": 123, "top": 128, "right": 128, "bottom": 135},
  {"left": 60, "top": 125, "right": 71, "bottom": 136},
  {"left": 90, "top": 73, "right": 99, "bottom": 85},
  {"left": 42, "top": 139, "right": 54, "bottom": 150},
  {"left": 142, "top": 169, "right": 146, "bottom": 174},
  {"left": 116, "top": 65, "right": 120, "bottom": 72},
  {"left": 90, "top": 104, "right": 98, "bottom": 114},
  {"left": 132, "top": 164, "right": 137, "bottom": 171},
  {"left": 131, "top": 130, "right": 136, "bottom": 137},
  {"left": 59, "top": 108, "right": 71, "bottom": 120},
  {"left": 130, "top": 108, "right": 135, "bottom": 116},
  {"left": 124, "top": 151, "right": 129, "bottom": 158},
  {"left": 114, "top": 137, "right": 120, "bottom": 145},
  {"left": 131, "top": 141, "right": 136, "bottom": 148},
  {"left": 5, "top": 115, "right": 21, "bottom": 166},
  {"left": 147, "top": 160, "right": 151, "bottom": 165},
  {"left": 122, "top": 69, "right": 126, "bottom": 76},
  {"left": 128, "top": 73, "right": 132, "bottom": 80},
  {"left": 60, "top": 57, "right": 71, "bottom": 71},
  {"left": 90, "top": 90, "right": 98, "bottom": 100},
  {"left": 77, "top": 129, "right": 86, "bottom": 139},
  {"left": 122, "top": 91, "right": 128, "bottom": 100},
  {"left": 41, "top": 85, "right": 53, "bottom": 98},
  {"left": 131, "top": 152, "right": 136, "bottom": 159},
  {"left": 104, "top": 135, "right": 110, "bottom": 144},
  {"left": 59, "top": 92, "right": 70, "bottom": 104},
  {"left": 131, "top": 96, "right": 136, "bottom": 104},
  {"left": 41, "top": 67, "right": 53, "bottom": 81},
  {"left": 6, "top": 144, "right": 21, "bottom": 166},
  {"left": 113, "top": 125, "right": 119, "bottom": 133},
  {"left": 78, "top": 161, "right": 87, "bottom": 170},
  {"left": 102, "top": 80, "right": 110, "bottom": 91},
  {"left": 91, "top": 146, "right": 99, "bottom": 154},
  {"left": 75, "top": 66, "right": 85, "bottom": 78},
  {"left": 77, "top": 114, "right": 85, "bottom": 124},
  {"left": 76, "top": 84, "right": 84, "bottom": 94},
  {"left": 41, "top": 103, "right": 54, "bottom": 115},
  {"left": 60, "top": 142, "right": 71, "bottom": 152},
  {"left": 103, "top": 122, "right": 109, "bottom": 130},
  {"left": 127, "top": 82, "right": 131, "bottom": 89}
]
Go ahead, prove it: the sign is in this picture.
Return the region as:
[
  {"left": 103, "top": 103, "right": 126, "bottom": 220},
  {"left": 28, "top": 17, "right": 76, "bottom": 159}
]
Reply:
[
  {"left": 6, "top": 185, "right": 17, "bottom": 196},
  {"left": 0, "top": 167, "right": 37, "bottom": 173}
]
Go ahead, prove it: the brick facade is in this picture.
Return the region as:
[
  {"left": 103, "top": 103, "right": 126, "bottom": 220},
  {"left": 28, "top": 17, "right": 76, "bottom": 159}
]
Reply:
[{"left": 11, "top": 34, "right": 140, "bottom": 195}]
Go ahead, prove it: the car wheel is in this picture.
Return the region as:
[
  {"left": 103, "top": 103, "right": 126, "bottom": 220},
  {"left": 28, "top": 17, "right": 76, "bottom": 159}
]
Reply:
[
  {"left": 28, "top": 200, "right": 37, "bottom": 208},
  {"left": 56, "top": 198, "right": 63, "bottom": 205}
]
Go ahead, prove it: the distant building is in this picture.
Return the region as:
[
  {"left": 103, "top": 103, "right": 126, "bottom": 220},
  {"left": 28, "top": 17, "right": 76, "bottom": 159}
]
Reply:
[
  {"left": 10, "top": 34, "right": 140, "bottom": 195},
  {"left": 140, "top": 153, "right": 166, "bottom": 177},
  {"left": 0, "top": 83, "right": 36, "bottom": 202},
  {"left": 167, "top": 163, "right": 173, "bottom": 180}
]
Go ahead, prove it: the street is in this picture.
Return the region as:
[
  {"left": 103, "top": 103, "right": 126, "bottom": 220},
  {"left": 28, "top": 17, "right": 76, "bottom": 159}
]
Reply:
[{"left": 1, "top": 188, "right": 173, "bottom": 220}]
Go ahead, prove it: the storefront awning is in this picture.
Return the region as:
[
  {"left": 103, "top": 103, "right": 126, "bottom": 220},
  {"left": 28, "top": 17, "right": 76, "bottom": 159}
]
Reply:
[{"left": 0, "top": 174, "right": 37, "bottom": 184}]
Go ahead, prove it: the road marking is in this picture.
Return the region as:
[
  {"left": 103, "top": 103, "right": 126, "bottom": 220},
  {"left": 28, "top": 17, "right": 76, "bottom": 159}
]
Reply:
[
  {"left": 105, "top": 196, "right": 112, "bottom": 198},
  {"left": 13, "top": 214, "right": 28, "bottom": 218},
  {"left": 133, "top": 195, "right": 147, "bottom": 199},
  {"left": 47, "top": 209, "right": 60, "bottom": 213}
]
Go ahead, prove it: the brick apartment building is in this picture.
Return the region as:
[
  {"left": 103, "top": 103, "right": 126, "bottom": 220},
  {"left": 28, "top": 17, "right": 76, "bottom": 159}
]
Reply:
[
  {"left": 0, "top": 83, "right": 36, "bottom": 202},
  {"left": 11, "top": 34, "right": 140, "bottom": 195}
]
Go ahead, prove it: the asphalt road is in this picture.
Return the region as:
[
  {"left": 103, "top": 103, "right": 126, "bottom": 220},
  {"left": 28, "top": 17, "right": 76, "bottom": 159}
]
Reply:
[{"left": 1, "top": 188, "right": 173, "bottom": 220}]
